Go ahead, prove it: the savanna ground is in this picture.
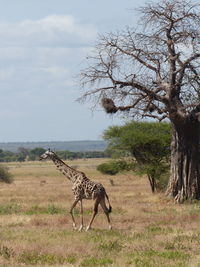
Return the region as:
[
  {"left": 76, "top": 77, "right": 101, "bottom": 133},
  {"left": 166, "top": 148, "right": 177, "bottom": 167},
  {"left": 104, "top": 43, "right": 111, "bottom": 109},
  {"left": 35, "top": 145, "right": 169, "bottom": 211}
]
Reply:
[{"left": 0, "top": 159, "right": 200, "bottom": 267}]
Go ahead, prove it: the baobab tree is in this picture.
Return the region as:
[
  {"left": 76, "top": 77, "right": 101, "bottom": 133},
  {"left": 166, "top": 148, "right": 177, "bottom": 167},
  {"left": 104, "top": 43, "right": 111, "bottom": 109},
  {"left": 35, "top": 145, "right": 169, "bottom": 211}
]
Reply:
[{"left": 79, "top": 0, "right": 200, "bottom": 202}]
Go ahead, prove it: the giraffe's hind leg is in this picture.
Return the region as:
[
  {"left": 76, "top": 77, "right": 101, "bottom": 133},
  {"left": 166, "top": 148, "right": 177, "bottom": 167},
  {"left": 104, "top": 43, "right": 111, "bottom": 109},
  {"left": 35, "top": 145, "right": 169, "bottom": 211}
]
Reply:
[
  {"left": 100, "top": 198, "right": 112, "bottom": 230},
  {"left": 86, "top": 197, "right": 101, "bottom": 231}
]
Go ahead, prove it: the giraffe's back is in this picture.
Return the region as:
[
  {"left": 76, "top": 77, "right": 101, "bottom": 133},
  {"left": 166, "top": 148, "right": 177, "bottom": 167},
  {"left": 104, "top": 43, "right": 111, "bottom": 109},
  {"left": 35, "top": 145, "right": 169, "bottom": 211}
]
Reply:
[{"left": 72, "top": 176, "right": 106, "bottom": 200}]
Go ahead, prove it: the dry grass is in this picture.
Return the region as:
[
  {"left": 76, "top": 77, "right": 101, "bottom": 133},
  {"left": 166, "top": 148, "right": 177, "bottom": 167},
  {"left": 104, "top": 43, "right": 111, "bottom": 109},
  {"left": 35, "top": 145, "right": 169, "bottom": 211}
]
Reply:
[{"left": 0, "top": 159, "right": 200, "bottom": 266}]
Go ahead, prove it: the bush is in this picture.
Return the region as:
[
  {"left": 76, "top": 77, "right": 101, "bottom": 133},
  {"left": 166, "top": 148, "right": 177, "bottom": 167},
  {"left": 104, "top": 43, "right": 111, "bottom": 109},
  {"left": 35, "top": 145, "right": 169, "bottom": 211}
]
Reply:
[
  {"left": 97, "top": 162, "right": 119, "bottom": 175},
  {"left": 97, "top": 160, "right": 135, "bottom": 175},
  {"left": 0, "top": 166, "right": 14, "bottom": 184}
]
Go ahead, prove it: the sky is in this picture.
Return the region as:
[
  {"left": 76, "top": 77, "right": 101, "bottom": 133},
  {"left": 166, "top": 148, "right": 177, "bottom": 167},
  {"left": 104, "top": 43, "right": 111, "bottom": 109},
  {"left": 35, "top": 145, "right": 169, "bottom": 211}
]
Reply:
[{"left": 0, "top": 0, "right": 148, "bottom": 142}]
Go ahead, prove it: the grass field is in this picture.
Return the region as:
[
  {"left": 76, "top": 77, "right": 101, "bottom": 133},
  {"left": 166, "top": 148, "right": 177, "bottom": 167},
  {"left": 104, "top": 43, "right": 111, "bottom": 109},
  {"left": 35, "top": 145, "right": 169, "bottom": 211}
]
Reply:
[{"left": 0, "top": 159, "right": 200, "bottom": 266}]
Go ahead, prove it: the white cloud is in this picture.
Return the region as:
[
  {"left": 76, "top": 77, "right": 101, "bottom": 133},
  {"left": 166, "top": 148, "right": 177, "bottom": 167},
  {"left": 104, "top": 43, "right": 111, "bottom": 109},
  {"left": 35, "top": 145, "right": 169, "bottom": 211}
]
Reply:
[
  {"left": 0, "top": 15, "right": 97, "bottom": 94},
  {"left": 0, "top": 15, "right": 97, "bottom": 47}
]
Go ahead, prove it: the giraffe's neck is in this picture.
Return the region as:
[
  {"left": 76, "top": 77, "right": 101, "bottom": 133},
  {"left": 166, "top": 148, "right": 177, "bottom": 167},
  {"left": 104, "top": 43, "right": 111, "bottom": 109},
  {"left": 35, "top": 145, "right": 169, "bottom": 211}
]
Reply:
[{"left": 51, "top": 156, "right": 81, "bottom": 182}]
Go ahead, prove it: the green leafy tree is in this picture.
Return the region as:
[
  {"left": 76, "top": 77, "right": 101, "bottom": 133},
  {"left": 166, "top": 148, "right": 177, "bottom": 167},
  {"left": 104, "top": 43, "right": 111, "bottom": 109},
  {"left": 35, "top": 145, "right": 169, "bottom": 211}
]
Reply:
[
  {"left": 103, "top": 121, "right": 171, "bottom": 192},
  {"left": 104, "top": 122, "right": 171, "bottom": 163}
]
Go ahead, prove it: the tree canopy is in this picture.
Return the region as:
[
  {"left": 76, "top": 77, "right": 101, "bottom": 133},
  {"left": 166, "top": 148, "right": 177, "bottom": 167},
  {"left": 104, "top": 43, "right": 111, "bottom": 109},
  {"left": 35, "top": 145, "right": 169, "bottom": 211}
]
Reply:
[{"left": 104, "top": 121, "right": 171, "bottom": 164}]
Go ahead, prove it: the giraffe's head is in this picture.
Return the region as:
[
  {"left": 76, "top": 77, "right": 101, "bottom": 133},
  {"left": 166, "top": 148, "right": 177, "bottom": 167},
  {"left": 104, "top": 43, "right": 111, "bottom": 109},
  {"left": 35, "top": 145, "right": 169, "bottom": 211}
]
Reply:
[{"left": 39, "top": 149, "right": 55, "bottom": 160}]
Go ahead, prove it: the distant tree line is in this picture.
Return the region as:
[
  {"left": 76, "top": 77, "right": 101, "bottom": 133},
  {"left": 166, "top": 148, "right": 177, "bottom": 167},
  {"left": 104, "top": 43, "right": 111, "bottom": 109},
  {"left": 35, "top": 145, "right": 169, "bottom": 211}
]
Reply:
[{"left": 0, "top": 148, "right": 110, "bottom": 162}]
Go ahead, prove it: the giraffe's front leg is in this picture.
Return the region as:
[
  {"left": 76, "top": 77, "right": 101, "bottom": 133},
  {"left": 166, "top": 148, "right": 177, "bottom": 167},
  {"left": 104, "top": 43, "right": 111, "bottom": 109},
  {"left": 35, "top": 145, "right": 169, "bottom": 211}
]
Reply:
[{"left": 69, "top": 199, "right": 79, "bottom": 230}]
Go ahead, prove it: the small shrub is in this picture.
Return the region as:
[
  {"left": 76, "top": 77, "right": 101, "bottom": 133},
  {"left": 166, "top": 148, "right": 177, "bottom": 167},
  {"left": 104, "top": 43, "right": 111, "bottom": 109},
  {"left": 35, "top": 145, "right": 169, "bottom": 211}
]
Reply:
[
  {"left": 0, "top": 166, "right": 14, "bottom": 183},
  {"left": 97, "top": 160, "right": 135, "bottom": 175},
  {"left": 97, "top": 162, "right": 119, "bottom": 175}
]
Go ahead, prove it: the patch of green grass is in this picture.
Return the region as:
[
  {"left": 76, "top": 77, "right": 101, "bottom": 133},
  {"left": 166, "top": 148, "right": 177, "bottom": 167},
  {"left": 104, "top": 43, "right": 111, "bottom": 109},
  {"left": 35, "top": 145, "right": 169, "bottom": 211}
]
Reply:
[
  {"left": 188, "top": 203, "right": 200, "bottom": 214},
  {"left": 84, "top": 229, "right": 125, "bottom": 245},
  {"left": 65, "top": 255, "right": 77, "bottom": 264},
  {"left": 72, "top": 207, "right": 93, "bottom": 215},
  {"left": 131, "top": 232, "right": 147, "bottom": 240},
  {"left": 93, "top": 229, "right": 125, "bottom": 238},
  {"left": 186, "top": 233, "right": 200, "bottom": 244},
  {"left": 48, "top": 229, "right": 75, "bottom": 240},
  {"left": 174, "top": 232, "right": 200, "bottom": 244},
  {"left": 163, "top": 237, "right": 189, "bottom": 251},
  {"left": 146, "top": 225, "right": 174, "bottom": 235},
  {"left": 25, "top": 204, "right": 65, "bottom": 215},
  {"left": 129, "top": 257, "right": 154, "bottom": 267},
  {"left": 18, "top": 251, "right": 71, "bottom": 265},
  {"left": 0, "top": 203, "right": 21, "bottom": 215},
  {"left": 163, "top": 241, "right": 176, "bottom": 250},
  {"left": 99, "top": 239, "right": 123, "bottom": 252},
  {"left": 24, "top": 205, "right": 47, "bottom": 215},
  {"left": 127, "top": 249, "right": 190, "bottom": 267},
  {"left": 143, "top": 250, "right": 189, "bottom": 260},
  {"left": 80, "top": 256, "right": 113, "bottom": 266},
  {"left": 0, "top": 203, "right": 66, "bottom": 216},
  {"left": 47, "top": 204, "right": 64, "bottom": 214},
  {"left": 161, "top": 233, "right": 200, "bottom": 251}
]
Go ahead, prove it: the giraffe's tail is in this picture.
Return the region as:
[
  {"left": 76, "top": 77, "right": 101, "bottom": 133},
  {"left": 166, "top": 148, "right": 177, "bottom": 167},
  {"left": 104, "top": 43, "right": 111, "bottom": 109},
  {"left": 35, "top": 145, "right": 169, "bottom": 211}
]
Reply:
[{"left": 105, "top": 193, "right": 112, "bottom": 213}]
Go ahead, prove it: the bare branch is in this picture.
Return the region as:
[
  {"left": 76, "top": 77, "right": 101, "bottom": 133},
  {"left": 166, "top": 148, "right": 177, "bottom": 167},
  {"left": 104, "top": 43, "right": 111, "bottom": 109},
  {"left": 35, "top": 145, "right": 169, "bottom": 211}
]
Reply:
[
  {"left": 142, "top": 113, "right": 168, "bottom": 122},
  {"left": 79, "top": 0, "right": 200, "bottom": 123}
]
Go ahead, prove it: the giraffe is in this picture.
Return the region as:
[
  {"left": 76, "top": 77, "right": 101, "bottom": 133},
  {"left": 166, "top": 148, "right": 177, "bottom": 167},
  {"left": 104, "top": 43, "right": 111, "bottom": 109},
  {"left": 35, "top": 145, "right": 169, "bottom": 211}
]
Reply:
[{"left": 39, "top": 149, "right": 112, "bottom": 231}]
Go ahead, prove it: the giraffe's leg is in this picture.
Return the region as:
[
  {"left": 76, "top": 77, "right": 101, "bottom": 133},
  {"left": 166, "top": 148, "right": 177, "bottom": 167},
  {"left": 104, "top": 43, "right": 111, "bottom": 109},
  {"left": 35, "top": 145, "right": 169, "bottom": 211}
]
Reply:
[
  {"left": 100, "top": 198, "right": 112, "bottom": 230},
  {"left": 79, "top": 199, "right": 84, "bottom": 231},
  {"left": 86, "top": 198, "right": 100, "bottom": 231},
  {"left": 69, "top": 199, "right": 79, "bottom": 230}
]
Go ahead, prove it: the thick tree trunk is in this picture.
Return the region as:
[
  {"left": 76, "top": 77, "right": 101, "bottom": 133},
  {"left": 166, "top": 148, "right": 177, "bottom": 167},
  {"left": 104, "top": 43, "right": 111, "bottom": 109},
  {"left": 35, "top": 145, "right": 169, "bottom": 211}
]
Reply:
[{"left": 166, "top": 120, "right": 200, "bottom": 202}]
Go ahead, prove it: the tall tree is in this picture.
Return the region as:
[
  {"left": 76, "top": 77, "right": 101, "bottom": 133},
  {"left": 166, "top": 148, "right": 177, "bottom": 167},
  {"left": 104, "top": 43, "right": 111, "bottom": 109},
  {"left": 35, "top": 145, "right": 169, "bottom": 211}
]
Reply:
[{"left": 80, "top": 0, "right": 200, "bottom": 202}]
